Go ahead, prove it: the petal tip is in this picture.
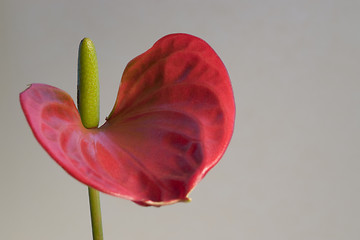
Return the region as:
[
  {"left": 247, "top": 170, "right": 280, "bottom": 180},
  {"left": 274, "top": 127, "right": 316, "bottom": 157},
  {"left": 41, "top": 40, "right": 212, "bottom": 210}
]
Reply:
[
  {"left": 20, "top": 84, "right": 32, "bottom": 95},
  {"left": 133, "top": 197, "right": 192, "bottom": 207}
]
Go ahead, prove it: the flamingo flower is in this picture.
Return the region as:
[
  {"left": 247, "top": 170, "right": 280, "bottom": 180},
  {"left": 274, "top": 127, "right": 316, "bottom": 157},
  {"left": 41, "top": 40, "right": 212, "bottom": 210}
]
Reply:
[{"left": 20, "top": 34, "right": 235, "bottom": 206}]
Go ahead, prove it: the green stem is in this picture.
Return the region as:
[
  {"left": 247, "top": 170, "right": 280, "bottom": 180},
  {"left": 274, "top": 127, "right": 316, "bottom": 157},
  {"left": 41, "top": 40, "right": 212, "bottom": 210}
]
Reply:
[
  {"left": 77, "top": 38, "right": 103, "bottom": 240},
  {"left": 88, "top": 188, "right": 103, "bottom": 240}
]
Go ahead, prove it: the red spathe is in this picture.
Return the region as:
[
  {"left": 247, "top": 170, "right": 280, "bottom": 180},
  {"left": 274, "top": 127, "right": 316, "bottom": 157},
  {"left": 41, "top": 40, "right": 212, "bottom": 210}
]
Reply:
[{"left": 19, "top": 34, "right": 235, "bottom": 206}]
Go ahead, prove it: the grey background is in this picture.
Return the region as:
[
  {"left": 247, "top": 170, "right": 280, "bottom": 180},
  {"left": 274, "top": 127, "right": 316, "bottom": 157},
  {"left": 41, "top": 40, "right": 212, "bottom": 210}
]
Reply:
[{"left": 1, "top": 0, "right": 359, "bottom": 239}]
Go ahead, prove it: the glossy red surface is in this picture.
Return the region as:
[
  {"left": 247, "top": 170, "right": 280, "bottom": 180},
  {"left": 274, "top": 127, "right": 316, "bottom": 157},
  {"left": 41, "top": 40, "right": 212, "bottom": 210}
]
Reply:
[{"left": 20, "top": 34, "right": 235, "bottom": 206}]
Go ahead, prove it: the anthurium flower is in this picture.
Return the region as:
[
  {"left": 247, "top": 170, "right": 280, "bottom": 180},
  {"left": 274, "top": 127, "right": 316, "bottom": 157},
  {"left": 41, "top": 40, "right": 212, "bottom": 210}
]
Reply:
[{"left": 20, "top": 33, "right": 235, "bottom": 206}]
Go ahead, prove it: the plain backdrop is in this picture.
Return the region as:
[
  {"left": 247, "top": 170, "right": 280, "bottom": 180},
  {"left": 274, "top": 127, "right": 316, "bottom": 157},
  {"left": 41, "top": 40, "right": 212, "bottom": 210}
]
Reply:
[{"left": 1, "top": 0, "right": 359, "bottom": 239}]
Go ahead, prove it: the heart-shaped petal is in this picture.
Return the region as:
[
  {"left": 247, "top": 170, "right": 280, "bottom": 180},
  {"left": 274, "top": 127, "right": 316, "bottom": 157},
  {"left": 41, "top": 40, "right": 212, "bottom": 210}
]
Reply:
[{"left": 20, "top": 34, "right": 235, "bottom": 206}]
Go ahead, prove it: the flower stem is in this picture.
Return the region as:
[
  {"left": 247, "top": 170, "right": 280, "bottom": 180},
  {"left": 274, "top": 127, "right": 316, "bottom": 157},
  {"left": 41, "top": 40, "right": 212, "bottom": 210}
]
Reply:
[
  {"left": 88, "top": 187, "right": 103, "bottom": 240},
  {"left": 77, "top": 37, "right": 103, "bottom": 240}
]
